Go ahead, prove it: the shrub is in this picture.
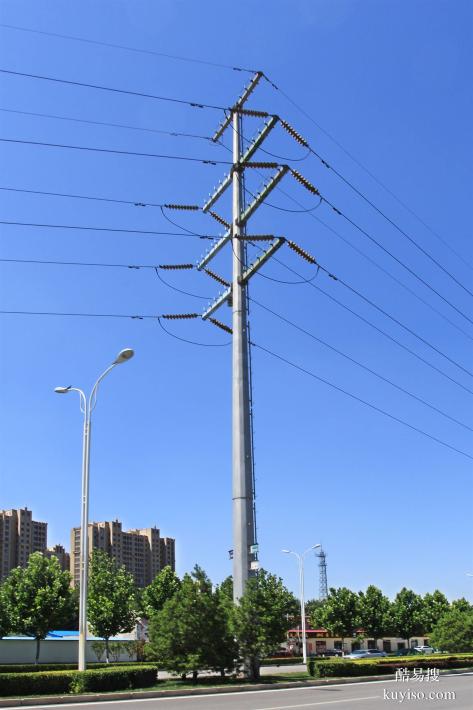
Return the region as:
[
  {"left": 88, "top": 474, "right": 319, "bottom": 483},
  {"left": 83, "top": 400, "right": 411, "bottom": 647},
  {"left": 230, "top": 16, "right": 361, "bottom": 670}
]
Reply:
[
  {"left": 0, "top": 665, "right": 158, "bottom": 697},
  {"left": 308, "top": 655, "right": 473, "bottom": 678},
  {"left": 70, "top": 666, "right": 157, "bottom": 693},
  {"left": 0, "top": 670, "right": 76, "bottom": 696}
]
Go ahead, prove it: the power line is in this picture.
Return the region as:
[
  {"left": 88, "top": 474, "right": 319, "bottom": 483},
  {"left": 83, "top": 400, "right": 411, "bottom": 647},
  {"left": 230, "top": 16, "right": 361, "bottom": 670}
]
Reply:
[
  {"left": 0, "top": 68, "right": 227, "bottom": 111},
  {"left": 0, "top": 257, "right": 158, "bottom": 269},
  {"left": 0, "top": 309, "right": 156, "bottom": 319},
  {"left": 266, "top": 252, "right": 473, "bottom": 396},
  {"left": 0, "top": 300, "right": 469, "bottom": 456},
  {"left": 228, "top": 230, "right": 473, "bottom": 379},
  {"left": 0, "top": 23, "right": 256, "bottom": 74},
  {"left": 309, "top": 145, "right": 473, "bottom": 292},
  {"left": 0, "top": 185, "right": 165, "bottom": 208},
  {"left": 321, "top": 195, "right": 473, "bottom": 325},
  {"left": 0, "top": 107, "right": 217, "bottom": 141},
  {"left": 0, "top": 137, "right": 232, "bottom": 166},
  {"left": 16, "top": 253, "right": 463, "bottom": 424},
  {"left": 0, "top": 220, "right": 214, "bottom": 239},
  {"left": 264, "top": 74, "right": 473, "bottom": 271},
  {"left": 222, "top": 129, "right": 473, "bottom": 341},
  {"left": 250, "top": 297, "right": 472, "bottom": 432},
  {"left": 252, "top": 340, "right": 472, "bottom": 461}
]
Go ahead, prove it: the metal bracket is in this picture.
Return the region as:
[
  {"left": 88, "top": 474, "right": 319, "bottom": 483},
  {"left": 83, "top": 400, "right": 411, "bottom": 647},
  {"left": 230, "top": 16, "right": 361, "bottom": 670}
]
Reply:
[
  {"left": 240, "top": 238, "right": 285, "bottom": 284},
  {"left": 202, "top": 286, "right": 232, "bottom": 320},
  {"left": 203, "top": 116, "right": 279, "bottom": 213},
  {"left": 212, "top": 72, "right": 264, "bottom": 142},
  {"left": 197, "top": 229, "right": 232, "bottom": 270},
  {"left": 239, "top": 166, "right": 289, "bottom": 225}
]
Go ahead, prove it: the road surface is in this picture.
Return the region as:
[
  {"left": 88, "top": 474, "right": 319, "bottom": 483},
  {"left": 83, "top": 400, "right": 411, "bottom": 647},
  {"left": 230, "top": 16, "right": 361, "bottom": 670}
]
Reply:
[{"left": 21, "top": 672, "right": 473, "bottom": 710}]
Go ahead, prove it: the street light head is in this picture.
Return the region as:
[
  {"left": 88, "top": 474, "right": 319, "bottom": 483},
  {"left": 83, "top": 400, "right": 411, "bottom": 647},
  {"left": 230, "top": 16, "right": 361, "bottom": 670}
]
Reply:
[
  {"left": 54, "top": 386, "right": 71, "bottom": 394},
  {"left": 313, "top": 544, "right": 321, "bottom": 550},
  {"left": 281, "top": 549, "right": 291, "bottom": 554},
  {"left": 114, "top": 348, "right": 134, "bottom": 365}
]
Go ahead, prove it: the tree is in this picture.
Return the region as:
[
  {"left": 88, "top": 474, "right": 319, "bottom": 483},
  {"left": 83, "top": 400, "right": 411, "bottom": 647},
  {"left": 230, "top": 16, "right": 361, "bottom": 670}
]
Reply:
[
  {"left": 142, "top": 566, "right": 180, "bottom": 618},
  {"left": 1, "top": 552, "right": 72, "bottom": 662},
  {"left": 358, "top": 586, "right": 392, "bottom": 647},
  {"left": 421, "top": 591, "right": 450, "bottom": 632},
  {"left": 429, "top": 609, "right": 473, "bottom": 653},
  {"left": 391, "top": 588, "right": 425, "bottom": 647},
  {"left": 0, "top": 588, "right": 11, "bottom": 638},
  {"left": 231, "top": 570, "right": 298, "bottom": 680},
  {"left": 147, "top": 566, "right": 236, "bottom": 680},
  {"left": 305, "top": 598, "right": 327, "bottom": 625},
  {"left": 451, "top": 597, "right": 473, "bottom": 613},
  {"left": 309, "top": 587, "right": 360, "bottom": 652},
  {"left": 87, "top": 550, "right": 137, "bottom": 662}
]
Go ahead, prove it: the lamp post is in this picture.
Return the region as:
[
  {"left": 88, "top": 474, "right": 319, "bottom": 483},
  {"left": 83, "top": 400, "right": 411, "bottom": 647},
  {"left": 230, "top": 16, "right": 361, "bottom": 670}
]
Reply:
[
  {"left": 282, "top": 544, "right": 321, "bottom": 664},
  {"left": 55, "top": 348, "right": 134, "bottom": 671}
]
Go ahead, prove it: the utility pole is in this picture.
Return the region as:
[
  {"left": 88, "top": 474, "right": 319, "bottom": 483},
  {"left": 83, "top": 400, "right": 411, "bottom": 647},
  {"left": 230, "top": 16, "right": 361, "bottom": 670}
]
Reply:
[
  {"left": 163, "top": 73, "right": 320, "bottom": 606},
  {"left": 231, "top": 106, "right": 255, "bottom": 601}
]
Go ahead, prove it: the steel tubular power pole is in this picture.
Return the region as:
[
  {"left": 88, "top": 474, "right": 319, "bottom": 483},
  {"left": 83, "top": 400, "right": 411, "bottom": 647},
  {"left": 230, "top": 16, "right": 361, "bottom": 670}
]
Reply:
[{"left": 232, "top": 109, "right": 255, "bottom": 602}]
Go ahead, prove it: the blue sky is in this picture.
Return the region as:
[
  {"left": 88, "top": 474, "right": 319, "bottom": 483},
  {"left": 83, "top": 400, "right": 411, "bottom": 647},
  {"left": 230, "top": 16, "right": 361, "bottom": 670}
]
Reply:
[{"left": 0, "top": 0, "right": 472, "bottom": 602}]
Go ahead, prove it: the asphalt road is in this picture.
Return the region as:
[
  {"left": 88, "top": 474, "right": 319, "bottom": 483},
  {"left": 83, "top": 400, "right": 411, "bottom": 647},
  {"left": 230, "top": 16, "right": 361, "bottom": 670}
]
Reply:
[{"left": 25, "top": 673, "right": 473, "bottom": 710}]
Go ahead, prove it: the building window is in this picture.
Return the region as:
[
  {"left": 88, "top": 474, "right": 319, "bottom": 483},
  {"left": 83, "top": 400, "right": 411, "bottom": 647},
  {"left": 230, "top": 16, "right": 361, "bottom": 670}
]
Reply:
[
  {"left": 367, "top": 639, "right": 377, "bottom": 650},
  {"left": 397, "top": 642, "right": 405, "bottom": 651},
  {"left": 334, "top": 641, "right": 343, "bottom": 650},
  {"left": 383, "top": 640, "right": 392, "bottom": 653}
]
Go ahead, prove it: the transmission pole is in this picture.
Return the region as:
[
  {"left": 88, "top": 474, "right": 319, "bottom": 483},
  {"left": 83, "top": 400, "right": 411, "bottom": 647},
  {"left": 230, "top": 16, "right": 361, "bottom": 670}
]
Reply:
[
  {"left": 163, "top": 72, "right": 321, "bottom": 605},
  {"left": 231, "top": 109, "right": 256, "bottom": 601}
]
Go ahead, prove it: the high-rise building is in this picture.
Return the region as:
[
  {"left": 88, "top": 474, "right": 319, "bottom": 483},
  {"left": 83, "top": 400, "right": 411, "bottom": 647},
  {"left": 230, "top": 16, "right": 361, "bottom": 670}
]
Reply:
[
  {"left": 70, "top": 520, "right": 176, "bottom": 588},
  {"left": 45, "top": 544, "right": 70, "bottom": 573},
  {"left": 0, "top": 507, "right": 47, "bottom": 581}
]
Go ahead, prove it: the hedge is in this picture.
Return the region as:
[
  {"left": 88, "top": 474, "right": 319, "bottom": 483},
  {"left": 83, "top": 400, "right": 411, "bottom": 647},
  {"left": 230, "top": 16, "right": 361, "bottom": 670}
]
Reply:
[
  {"left": 0, "top": 665, "right": 158, "bottom": 697},
  {"left": 308, "top": 655, "right": 473, "bottom": 678},
  {"left": 0, "top": 662, "right": 146, "bottom": 674},
  {"left": 262, "top": 657, "right": 304, "bottom": 666}
]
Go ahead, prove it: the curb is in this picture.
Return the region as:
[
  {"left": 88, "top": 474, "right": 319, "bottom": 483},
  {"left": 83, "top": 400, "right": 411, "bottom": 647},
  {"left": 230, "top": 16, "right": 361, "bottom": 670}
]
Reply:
[{"left": 2, "top": 667, "right": 472, "bottom": 708}]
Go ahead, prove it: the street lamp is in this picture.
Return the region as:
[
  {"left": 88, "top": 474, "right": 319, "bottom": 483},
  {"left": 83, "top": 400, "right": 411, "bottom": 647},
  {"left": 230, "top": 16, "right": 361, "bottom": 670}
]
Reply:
[
  {"left": 55, "top": 348, "right": 134, "bottom": 671},
  {"left": 282, "top": 544, "right": 321, "bottom": 665}
]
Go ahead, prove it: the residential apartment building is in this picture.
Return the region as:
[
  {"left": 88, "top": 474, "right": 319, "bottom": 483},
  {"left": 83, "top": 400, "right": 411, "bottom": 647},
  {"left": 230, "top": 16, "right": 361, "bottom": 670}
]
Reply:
[
  {"left": 70, "top": 519, "right": 175, "bottom": 588},
  {"left": 0, "top": 507, "right": 47, "bottom": 581},
  {"left": 45, "top": 544, "right": 70, "bottom": 573}
]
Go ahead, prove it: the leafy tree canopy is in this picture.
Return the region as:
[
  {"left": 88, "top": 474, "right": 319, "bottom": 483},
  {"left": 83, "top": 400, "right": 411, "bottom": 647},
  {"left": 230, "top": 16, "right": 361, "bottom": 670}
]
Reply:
[
  {"left": 358, "top": 585, "right": 393, "bottom": 642},
  {"left": 147, "top": 566, "right": 236, "bottom": 679},
  {"left": 1, "top": 553, "right": 72, "bottom": 662},
  {"left": 391, "top": 587, "right": 425, "bottom": 643},
  {"left": 422, "top": 590, "right": 450, "bottom": 632},
  {"left": 429, "top": 609, "right": 473, "bottom": 653},
  {"left": 309, "top": 587, "right": 360, "bottom": 642},
  {"left": 231, "top": 570, "right": 298, "bottom": 680},
  {"left": 142, "top": 565, "right": 181, "bottom": 618},
  {"left": 87, "top": 550, "right": 137, "bottom": 661}
]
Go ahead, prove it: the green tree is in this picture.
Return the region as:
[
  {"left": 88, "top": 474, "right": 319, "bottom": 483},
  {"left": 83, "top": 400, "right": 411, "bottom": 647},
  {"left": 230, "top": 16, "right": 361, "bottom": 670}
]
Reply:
[
  {"left": 309, "top": 587, "right": 360, "bottom": 652},
  {"left": 305, "top": 598, "right": 326, "bottom": 626},
  {"left": 451, "top": 597, "right": 473, "bottom": 613},
  {"left": 142, "top": 566, "right": 181, "bottom": 618},
  {"left": 87, "top": 550, "right": 137, "bottom": 662},
  {"left": 429, "top": 609, "right": 473, "bottom": 652},
  {"left": 148, "top": 566, "right": 236, "bottom": 680},
  {"left": 391, "top": 588, "right": 425, "bottom": 648},
  {"left": 421, "top": 591, "right": 450, "bottom": 632},
  {"left": 358, "top": 585, "right": 392, "bottom": 647},
  {"left": 1, "top": 552, "right": 72, "bottom": 662},
  {"left": 231, "top": 570, "right": 298, "bottom": 680},
  {"left": 0, "top": 587, "right": 12, "bottom": 638}
]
